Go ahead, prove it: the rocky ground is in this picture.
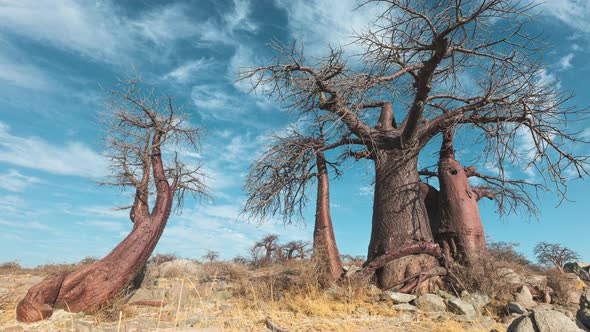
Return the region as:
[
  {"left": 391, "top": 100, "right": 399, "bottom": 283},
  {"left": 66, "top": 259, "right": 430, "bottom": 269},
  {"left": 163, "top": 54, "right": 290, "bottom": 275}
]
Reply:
[{"left": 0, "top": 260, "right": 589, "bottom": 331}]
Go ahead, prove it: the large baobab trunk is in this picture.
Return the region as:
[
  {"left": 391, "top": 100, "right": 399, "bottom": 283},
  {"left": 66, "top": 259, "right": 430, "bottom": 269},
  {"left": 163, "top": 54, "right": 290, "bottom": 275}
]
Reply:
[
  {"left": 312, "top": 151, "right": 342, "bottom": 284},
  {"left": 367, "top": 151, "right": 441, "bottom": 291},
  {"left": 436, "top": 131, "right": 487, "bottom": 264},
  {"left": 17, "top": 133, "right": 174, "bottom": 323}
]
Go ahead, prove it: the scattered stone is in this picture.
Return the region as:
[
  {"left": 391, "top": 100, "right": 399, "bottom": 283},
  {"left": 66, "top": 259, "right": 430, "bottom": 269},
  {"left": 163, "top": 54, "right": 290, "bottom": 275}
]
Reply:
[
  {"left": 508, "top": 302, "right": 528, "bottom": 315},
  {"left": 515, "top": 285, "right": 536, "bottom": 309},
  {"left": 565, "top": 262, "right": 590, "bottom": 282},
  {"left": 447, "top": 297, "right": 477, "bottom": 317},
  {"left": 526, "top": 275, "right": 549, "bottom": 289},
  {"left": 413, "top": 294, "right": 447, "bottom": 312},
  {"left": 381, "top": 291, "right": 416, "bottom": 304},
  {"left": 392, "top": 303, "right": 418, "bottom": 312},
  {"left": 343, "top": 265, "right": 361, "bottom": 277},
  {"left": 578, "top": 288, "right": 590, "bottom": 329},
  {"left": 462, "top": 292, "right": 491, "bottom": 314},
  {"left": 533, "top": 309, "right": 583, "bottom": 332},
  {"left": 435, "top": 289, "right": 456, "bottom": 300},
  {"left": 562, "top": 273, "right": 585, "bottom": 304},
  {"left": 397, "top": 312, "right": 416, "bottom": 321},
  {"left": 497, "top": 268, "right": 524, "bottom": 284},
  {"left": 507, "top": 315, "right": 535, "bottom": 332}
]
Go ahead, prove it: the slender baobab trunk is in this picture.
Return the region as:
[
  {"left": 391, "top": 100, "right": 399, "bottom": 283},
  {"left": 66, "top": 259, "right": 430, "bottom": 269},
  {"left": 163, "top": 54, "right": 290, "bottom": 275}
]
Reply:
[
  {"left": 312, "top": 151, "right": 342, "bottom": 284},
  {"left": 367, "top": 151, "right": 441, "bottom": 292},
  {"left": 17, "top": 133, "right": 174, "bottom": 323},
  {"left": 436, "top": 131, "right": 487, "bottom": 264}
]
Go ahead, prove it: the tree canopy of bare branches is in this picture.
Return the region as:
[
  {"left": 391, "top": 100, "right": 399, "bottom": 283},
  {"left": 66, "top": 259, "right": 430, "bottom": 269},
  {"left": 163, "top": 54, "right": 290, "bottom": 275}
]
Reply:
[
  {"left": 101, "top": 77, "right": 208, "bottom": 219},
  {"left": 534, "top": 242, "right": 580, "bottom": 272}
]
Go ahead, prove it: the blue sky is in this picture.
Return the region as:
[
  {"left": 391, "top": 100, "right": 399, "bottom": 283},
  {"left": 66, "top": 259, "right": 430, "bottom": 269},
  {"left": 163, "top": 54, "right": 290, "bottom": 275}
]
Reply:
[{"left": 0, "top": 0, "right": 588, "bottom": 267}]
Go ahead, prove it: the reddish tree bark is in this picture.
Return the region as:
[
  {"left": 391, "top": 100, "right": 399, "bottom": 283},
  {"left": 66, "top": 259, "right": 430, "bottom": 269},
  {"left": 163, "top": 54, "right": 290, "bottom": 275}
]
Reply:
[
  {"left": 436, "top": 130, "right": 487, "bottom": 264},
  {"left": 16, "top": 80, "right": 206, "bottom": 323},
  {"left": 367, "top": 151, "right": 441, "bottom": 292},
  {"left": 312, "top": 151, "right": 342, "bottom": 284},
  {"left": 17, "top": 133, "right": 173, "bottom": 323}
]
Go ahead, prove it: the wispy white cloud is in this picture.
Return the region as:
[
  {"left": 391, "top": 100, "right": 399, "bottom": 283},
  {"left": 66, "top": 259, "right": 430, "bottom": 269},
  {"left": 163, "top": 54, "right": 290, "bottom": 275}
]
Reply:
[
  {"left": 274, "top": 0, "right": 385, "bottom": 56},
  {"left": 163, "top": 58, "right": 217, "bottom": 83},
  {"left": 0, "top": 219, "right": 50, "bottom": 231},
  {"left": 0, "top": 169, "right": 42, "bottom": 192},
  {"left": 0, "top": 122, "right": 107, "bottom": 178},
  {"left": 533, "top": 0, "right": 590, "bottom": 33},
  {"left": 557, "top": 53, "right": 575, "bottom": 70},
  {"left": 0, "top": 1, "right": 206, "bottom": 64}
]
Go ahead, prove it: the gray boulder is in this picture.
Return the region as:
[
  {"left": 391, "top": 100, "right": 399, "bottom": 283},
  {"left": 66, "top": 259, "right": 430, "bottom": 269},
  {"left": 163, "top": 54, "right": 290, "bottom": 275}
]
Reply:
[
  {"left": 515, "top": 285, "right": 536, "bottom": 309},
  {"left": 462, "top": 292, "right": 491, "bottom": 314},
  {"left": 498, "top": 267, "right": 524, "bottom": 284},
  {"left": 534, "top": 309, "right": 584, "bottom": 332},
  {"left": 381, "top": 291, "right": 416, "bottom": 304},
  {"left": 447, "top": 297, "right": 477, "bottom": 317},
  {"left": 578, "top": 288, "right": 590, "bottom": 329},
  {"left": 413, "top": 294, "right": 447, "bottom": 312},
  {"left": 508, "top": 302, "right": 528, "bottom": 315},
  {"left": 565, "top": 262, "right": 590, "bottom": 282},
  {"left": 392, "top": 303, "right": 418, "bottom": 312},
  {"left": 508, "top": 309, "right": 585, "bottom": 332},
  {"left": 508, "top": 315, "right": 536, "bottom": 332}
]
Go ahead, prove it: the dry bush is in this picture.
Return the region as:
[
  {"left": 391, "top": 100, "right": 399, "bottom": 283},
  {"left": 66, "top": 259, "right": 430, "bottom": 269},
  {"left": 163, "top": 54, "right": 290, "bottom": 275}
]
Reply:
[
  {"left": 231, "top": 259, "right": 384, "bottom": 318},
  {"left": 33, "top": 263, "right": 78, "bottom": 275},
  {"left": 487, "top": 241, "right": 531, "bottom": 267},
  {"left": 0, "top": 261, "right": 23, "bottom": 273},
  {"left": 79, "top": 257, "right": 99, "bottom": 265},
  {"left": 0, "top": 292, "right": 12, "bottom": 310}
]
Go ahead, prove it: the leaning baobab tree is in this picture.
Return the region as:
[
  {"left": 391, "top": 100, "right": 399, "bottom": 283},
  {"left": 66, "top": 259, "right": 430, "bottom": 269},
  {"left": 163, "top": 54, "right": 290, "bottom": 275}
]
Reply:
[
  {"left": 241, "top": 0, "right": 587, "bottom": 291},
  {"left": 243, "top": 116, "right": 350, "bottom": 283},
  {"left": 17, "top": 78, "right": 207, "bottom": 322}
]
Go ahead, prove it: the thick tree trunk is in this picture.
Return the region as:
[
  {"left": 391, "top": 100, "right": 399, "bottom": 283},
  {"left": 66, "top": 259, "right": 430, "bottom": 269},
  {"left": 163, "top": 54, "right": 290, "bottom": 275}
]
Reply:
[
  {"left": 16, "top": 210, "right": 171, "bottom": 322},
  {"left": 17, "top": 132, "right": 174, "bottom": 323},
  {"left": 367, "top": 151, "right": 441, "bottom": 292},
  {"left": 420, "top": 182, "right": 440, "bottom": 236},
  {"left": 436, "top": 131, "right": 487, "bottom": 264},
  {"left": 312, "top": 151, "right": 343, "bottom": 284}
]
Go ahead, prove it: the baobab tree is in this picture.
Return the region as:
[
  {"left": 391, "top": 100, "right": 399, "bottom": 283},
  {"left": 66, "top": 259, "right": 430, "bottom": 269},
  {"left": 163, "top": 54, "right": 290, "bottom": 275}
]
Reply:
[
  {"left": 419, "top": 127, "right": 540, "bottom": 265},
  {"left": 241, "top": 0, "right": 588, "bottom": 291},
  {"left": 534, "top": 242, "right": 580, "bottom": 272},
  {"left": 282, "top": 240, "right": 310, "bottom": 260},
  {"left": 253, "top": 234, "right": 281, "bottom": 263},
  {"left": 17, "top": 78, "right": 207, "bottom": 323},
  {"left": 243, "top": 115, "right": 350, "bottom": 283}
]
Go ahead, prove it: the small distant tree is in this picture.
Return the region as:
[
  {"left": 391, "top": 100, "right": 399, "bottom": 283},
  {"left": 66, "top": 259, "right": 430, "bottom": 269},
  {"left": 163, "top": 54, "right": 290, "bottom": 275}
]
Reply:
[
  {"left": 282, "top": 240, "right": 311, "bottom": 260},
  {"left": 534, "top": 242, "right": 580, "bottom": 272},
  {"left": 202, "top": 250, "right": 220, "bottom": 263},
  {"left": 232, "top": 255, "right": 249, "bottom": 265},
  {"left": 254, "top": 234, "right": 280, "bottom": 263}
]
